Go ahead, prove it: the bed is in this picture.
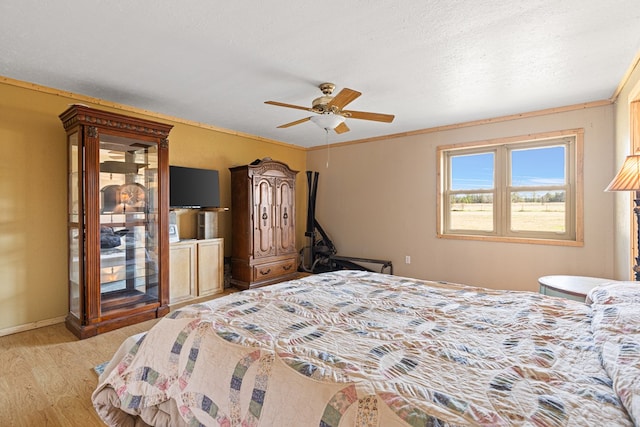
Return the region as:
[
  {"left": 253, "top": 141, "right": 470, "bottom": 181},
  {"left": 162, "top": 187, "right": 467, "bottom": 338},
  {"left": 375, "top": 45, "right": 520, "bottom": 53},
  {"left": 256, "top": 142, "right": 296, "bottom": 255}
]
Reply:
[{"left": 92, "top": 270, "right": 640, "bottom": 426}]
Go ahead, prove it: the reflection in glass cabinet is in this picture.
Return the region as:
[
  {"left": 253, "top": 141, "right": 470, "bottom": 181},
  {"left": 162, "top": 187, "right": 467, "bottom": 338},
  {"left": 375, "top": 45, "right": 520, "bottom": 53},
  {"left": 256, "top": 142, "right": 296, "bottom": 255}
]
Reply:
[
  {"left": 98, "top": 139, "right": 159, "bottom": 307},
  {"left": 60, "top": 105, "right": 173, "bottom": 339}
]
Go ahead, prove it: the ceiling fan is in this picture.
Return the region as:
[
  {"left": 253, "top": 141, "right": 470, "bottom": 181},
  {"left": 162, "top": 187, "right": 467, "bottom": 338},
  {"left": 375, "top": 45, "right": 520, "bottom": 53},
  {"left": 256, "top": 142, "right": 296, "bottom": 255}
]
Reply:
[{"left": 265, "top": 83, "right": 395, "bottom": 134}]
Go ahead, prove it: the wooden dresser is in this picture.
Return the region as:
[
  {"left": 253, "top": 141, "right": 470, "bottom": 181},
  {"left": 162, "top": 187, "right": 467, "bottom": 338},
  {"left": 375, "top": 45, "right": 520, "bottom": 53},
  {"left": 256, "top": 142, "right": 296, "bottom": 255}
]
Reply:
[{"left": 229, "top": 159, "right": 298, "bottom": 289}]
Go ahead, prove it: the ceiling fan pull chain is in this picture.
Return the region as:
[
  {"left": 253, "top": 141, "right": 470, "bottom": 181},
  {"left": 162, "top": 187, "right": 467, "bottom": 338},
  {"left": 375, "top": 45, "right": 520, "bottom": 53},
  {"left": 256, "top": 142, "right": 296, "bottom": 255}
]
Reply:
[{"left": 325, "top": 128, "right": 330, "bottom": 169}]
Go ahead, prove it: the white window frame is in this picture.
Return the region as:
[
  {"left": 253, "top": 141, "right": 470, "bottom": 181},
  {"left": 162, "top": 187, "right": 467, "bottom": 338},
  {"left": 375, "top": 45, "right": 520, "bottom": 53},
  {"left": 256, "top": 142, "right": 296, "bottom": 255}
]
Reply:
[{"left": 436, "top": 129, "right": 583, "bottom": 246}]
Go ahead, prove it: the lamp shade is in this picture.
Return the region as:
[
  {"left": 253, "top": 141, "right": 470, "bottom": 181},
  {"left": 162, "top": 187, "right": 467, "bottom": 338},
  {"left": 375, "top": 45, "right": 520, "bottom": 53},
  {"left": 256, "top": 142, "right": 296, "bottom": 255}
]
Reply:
[
  {"left": 310, "top": 114, "right": 345, "bottom": 130},
  {"left": 606, "top": 155, "right": 640, "bottom": 191}
]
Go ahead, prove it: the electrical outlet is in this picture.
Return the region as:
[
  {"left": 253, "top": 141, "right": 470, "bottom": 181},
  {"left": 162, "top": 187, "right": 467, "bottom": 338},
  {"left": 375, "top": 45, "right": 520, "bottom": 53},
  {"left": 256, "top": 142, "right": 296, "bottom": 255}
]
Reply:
[{"left": 405, "top": 255, "right": 411, "bottom": 264}]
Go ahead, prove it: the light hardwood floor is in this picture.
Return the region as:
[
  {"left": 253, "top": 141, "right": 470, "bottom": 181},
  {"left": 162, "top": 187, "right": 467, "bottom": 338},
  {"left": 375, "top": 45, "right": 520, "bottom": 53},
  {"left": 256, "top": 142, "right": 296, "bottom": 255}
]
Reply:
[
  {"left": 0, "top": 317, "right": 160, "bottom": 426},
  {"left": 0, "top": 291, "right": 239, "bottom": 426}
]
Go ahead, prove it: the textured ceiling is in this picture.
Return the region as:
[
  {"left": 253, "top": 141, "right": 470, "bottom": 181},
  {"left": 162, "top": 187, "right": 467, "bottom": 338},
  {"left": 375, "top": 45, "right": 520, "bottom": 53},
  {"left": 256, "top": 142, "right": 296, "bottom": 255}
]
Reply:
[{"left": 1, "top": 1, "right": 640, "bottom": 148}]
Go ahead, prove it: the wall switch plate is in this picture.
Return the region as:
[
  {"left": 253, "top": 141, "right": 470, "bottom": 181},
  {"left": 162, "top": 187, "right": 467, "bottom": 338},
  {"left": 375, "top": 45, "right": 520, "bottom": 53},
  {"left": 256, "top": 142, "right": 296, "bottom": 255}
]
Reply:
[{"left": 405, "top": 256, "right": 411, "bottom": 264}]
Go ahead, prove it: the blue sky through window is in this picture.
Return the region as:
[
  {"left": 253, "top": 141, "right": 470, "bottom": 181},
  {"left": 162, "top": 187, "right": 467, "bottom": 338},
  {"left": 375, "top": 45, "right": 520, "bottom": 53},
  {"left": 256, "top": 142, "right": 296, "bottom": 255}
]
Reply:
[
  {"left": 451, "top": 153, "right": 494, "bottom": 190},
  {"left": 451, "top": 146, "right": 565, "bottom": 190},
  {"left": 511, "top": 146, "right": 565, "bottom": 186}
]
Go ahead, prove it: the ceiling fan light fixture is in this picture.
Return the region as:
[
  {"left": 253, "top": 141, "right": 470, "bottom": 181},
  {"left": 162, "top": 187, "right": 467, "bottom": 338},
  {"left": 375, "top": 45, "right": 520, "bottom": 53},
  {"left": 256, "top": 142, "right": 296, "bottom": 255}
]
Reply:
[
  {"left": 266, "top": 83, "right": 393, "bottom": 134},
  {"left": 310, "top": 114, "right": 345, "bottom": 131}
]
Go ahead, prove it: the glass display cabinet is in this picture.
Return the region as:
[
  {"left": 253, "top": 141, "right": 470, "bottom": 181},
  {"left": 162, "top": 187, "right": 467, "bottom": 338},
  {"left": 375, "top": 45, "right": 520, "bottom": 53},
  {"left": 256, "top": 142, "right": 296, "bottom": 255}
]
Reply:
[{"left": 59, "top": 105, "right": 173, "bottom": 339}]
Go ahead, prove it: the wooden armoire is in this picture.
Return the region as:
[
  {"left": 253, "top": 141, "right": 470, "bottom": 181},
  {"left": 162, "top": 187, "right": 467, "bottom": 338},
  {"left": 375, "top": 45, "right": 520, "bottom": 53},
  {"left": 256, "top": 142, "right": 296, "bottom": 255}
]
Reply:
[{"left": 229, "top": 159, "right": 298, "bottom": 289}]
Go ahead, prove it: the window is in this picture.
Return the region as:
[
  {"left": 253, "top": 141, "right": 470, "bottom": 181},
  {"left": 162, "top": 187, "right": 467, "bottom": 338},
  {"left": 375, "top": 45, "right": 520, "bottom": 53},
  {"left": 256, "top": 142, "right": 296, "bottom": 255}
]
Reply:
[{"left": 437, "top": 129, "right": 583, "bottom": 245}]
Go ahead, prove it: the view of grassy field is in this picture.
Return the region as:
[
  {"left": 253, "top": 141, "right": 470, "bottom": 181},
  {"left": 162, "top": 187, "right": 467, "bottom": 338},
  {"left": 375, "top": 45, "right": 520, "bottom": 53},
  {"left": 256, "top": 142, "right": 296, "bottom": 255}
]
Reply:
[{"left": 450, "top": 202, "right": 565, "bottom": 232}]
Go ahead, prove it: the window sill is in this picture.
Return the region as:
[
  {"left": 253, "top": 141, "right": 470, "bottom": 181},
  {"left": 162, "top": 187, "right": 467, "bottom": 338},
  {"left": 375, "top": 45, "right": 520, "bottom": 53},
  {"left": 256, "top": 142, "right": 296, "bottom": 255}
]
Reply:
[{"left": 436, "top": 232, "right": 584, "bottom": 247}]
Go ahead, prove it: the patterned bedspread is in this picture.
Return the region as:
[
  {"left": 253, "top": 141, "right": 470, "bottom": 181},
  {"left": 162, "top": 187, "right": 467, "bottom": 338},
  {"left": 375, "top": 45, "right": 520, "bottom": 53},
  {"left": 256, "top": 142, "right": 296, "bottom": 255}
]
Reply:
[{"left": 92, "top": 271, "right": 640, "bottom": 426}]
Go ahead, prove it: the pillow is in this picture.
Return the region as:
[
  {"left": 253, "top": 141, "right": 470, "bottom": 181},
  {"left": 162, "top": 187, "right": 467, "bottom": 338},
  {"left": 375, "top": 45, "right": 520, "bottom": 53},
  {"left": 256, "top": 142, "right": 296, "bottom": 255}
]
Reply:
[
  {"left": 586, "top": 281, "right": 640, "bottom": 305},
  {"left": 590, "top": 290, "right": 640, "bottom": 425}
]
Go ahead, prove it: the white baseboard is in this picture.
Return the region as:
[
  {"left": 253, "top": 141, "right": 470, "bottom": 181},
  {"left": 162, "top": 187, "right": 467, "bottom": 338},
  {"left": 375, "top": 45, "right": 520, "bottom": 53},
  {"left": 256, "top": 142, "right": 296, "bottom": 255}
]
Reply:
[{"left": 0, "top": 316, "right": 66, "bottom": 337}]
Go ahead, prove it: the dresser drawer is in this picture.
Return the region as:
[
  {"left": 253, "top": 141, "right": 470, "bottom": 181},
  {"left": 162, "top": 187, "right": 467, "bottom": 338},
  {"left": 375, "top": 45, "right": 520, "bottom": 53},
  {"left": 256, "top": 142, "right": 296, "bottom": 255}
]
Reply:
[{"left": 252, "top": 257, "right": 297, "bottom": 282}]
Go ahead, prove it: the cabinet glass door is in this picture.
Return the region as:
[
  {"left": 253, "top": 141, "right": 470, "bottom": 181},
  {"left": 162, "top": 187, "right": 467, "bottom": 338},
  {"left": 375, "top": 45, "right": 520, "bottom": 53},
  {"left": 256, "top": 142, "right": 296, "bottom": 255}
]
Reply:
[
  {"left": 68, "top": 132, "right": 81, "bottom": 318},
  {"left": 98, "top": 133, "right": 159, "bottom": 311}
]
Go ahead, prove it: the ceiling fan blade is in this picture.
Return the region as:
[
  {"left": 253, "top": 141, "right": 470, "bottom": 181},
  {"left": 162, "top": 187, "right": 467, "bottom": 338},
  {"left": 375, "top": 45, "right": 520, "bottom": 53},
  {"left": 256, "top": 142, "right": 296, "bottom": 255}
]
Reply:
[
  {"left": 334, "top": 122, "right": 350, "bottom": 134},
  {"left": 265, "top": 101, "right": 314, "bottom": 112},
  {"left": 327, "top": 88, "right": 361, "bottom": 110},
  {"left": 277, "top": 117, "right": 311, "bottom": 128},
  {"left": 342, "top": 110, "right": 395, "bottom": 123}
]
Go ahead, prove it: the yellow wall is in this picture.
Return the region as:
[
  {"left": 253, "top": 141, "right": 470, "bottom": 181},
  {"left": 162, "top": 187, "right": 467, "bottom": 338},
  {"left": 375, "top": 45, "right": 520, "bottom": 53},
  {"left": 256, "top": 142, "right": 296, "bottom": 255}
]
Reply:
[
  {"left": 0, "top": 78, "right": 306, "bottom": 333},
  {"left": 166, "top": 113, "right": 307, "bottom": 247}
]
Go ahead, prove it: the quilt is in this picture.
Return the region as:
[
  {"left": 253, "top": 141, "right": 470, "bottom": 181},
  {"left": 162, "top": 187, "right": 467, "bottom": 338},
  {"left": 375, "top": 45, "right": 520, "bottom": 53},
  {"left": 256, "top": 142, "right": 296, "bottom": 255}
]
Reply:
[{"left": 92, "top": 271, "right": 639, "bottom": 426}]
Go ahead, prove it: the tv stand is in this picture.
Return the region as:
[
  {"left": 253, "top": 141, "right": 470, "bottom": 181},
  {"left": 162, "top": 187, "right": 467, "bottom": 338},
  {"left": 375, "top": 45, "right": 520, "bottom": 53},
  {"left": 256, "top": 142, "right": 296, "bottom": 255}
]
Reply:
[{"left": 169, "top": 238, "right": 224, "bottom": 304}]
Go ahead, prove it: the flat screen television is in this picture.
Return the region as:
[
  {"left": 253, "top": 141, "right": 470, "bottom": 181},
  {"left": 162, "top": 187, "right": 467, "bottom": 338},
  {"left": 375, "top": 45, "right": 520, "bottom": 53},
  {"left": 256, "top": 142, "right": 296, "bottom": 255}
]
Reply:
[{"left": 169, "top": 165, "right": 220, "bottom": 208}]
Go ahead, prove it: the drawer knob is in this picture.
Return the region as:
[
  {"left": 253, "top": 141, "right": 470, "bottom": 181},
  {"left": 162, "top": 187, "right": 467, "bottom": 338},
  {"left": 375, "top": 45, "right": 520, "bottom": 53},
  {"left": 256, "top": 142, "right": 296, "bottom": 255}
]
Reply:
[{"left": 259, "top": 268, "right": 271, "bottom": 275}]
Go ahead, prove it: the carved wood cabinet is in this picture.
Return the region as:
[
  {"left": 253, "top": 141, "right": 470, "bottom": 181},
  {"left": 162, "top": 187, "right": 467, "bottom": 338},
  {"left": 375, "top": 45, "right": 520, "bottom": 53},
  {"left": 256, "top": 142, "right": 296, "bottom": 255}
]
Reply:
[
  {"left": 59, "top": 105, "right": 173, "bottom": 339},
  {"left": 230, "top": 159, "right": 298, "bottom": 289}
]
